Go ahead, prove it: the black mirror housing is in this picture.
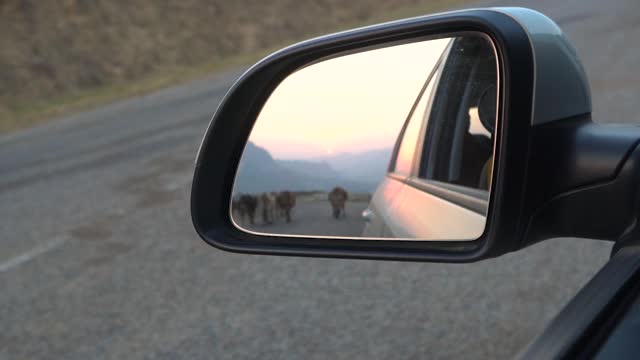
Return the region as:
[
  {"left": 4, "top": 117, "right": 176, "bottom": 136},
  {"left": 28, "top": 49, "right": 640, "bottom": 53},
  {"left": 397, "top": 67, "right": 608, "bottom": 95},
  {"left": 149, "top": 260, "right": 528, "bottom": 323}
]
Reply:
[{"left": 191, "top": 7, "right": 640, "bottom": 262}]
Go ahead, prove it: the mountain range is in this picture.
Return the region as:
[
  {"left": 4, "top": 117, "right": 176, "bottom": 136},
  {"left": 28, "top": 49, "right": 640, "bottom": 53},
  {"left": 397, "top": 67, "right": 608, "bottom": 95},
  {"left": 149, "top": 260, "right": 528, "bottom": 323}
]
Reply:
[{"left": 233, "top": 142, "right": 393, "bottom": 194}]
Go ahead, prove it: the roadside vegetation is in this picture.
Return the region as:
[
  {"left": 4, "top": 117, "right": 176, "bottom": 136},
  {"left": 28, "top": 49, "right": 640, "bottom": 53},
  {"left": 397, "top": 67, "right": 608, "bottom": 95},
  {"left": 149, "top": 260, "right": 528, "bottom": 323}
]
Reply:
[{"left": 0, "top": 0, "right": 468, "bottom": 133}]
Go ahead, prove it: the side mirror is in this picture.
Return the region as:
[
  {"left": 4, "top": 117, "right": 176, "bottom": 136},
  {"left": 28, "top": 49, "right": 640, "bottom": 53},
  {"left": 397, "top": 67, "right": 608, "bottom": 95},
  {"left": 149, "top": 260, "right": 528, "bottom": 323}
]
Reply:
[{"left": 192, "top": 7, "right": 640, "bottom": 262}]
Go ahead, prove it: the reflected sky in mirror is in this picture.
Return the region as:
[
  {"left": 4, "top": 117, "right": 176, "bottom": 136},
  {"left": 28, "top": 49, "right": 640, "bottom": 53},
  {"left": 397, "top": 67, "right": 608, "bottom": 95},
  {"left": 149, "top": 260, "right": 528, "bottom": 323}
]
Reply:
[{"left": 251, "top": 39, "right": 449, "bottom": 159}]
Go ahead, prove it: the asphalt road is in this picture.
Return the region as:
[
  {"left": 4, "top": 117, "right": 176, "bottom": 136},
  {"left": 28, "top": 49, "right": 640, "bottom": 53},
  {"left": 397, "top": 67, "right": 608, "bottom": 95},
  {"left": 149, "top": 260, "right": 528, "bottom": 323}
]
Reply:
[{"left": 1, "top": 0, "right": 638, "bottom": 358}]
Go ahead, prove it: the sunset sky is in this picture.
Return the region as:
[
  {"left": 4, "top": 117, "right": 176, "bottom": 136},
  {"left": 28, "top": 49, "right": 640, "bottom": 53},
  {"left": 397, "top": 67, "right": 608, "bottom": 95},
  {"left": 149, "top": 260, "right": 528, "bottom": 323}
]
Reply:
[{"left": 248, "top": 38, "right": 450, "bottom": 159}]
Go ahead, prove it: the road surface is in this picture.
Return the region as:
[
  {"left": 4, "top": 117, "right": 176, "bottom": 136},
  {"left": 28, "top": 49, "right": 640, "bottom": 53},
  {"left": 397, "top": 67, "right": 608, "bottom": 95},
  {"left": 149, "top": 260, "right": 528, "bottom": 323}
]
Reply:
[{"left": 1, "top": 0, "right": 638, "bottom": 358}]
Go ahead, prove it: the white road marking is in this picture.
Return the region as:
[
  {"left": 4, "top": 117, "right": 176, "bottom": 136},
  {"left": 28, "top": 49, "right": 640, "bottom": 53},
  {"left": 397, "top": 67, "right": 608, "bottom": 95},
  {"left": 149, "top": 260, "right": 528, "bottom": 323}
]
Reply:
[{"left": 0, "top": 236, "right": 68, "bottom": 273}]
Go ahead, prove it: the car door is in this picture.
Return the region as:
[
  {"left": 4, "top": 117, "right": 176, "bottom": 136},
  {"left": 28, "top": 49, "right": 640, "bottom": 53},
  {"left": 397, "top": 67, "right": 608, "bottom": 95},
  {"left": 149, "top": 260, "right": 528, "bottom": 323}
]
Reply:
[{"left": 519, "top": 240, "right": 640, "bottom": 359}]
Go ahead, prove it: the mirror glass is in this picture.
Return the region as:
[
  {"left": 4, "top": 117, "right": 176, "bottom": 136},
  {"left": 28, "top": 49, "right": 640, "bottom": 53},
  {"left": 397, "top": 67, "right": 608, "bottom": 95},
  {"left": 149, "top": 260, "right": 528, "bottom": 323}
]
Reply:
[{"left": 232, "top": 34, "right": 498, "bottom": 240}]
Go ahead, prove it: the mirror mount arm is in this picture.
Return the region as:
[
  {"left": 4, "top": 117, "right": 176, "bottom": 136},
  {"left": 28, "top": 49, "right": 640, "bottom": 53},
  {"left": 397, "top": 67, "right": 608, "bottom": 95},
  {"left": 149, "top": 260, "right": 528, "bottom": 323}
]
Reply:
[{"left": 519, "top": 114, "right": 640, "bottom": 248}]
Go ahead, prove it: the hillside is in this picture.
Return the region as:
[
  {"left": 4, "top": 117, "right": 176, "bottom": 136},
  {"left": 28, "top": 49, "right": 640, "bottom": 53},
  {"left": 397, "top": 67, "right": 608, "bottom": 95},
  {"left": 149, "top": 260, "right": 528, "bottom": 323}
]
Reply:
[{"left": 0, "top": 0, "right": 467, "bottom": 132}]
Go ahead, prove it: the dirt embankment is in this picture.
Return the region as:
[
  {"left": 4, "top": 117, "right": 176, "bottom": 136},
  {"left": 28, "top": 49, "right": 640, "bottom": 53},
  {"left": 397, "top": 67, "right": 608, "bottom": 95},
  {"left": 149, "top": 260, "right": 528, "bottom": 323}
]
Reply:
[{"left": 0, "top": 0, "right": 462, "bottom": 129}]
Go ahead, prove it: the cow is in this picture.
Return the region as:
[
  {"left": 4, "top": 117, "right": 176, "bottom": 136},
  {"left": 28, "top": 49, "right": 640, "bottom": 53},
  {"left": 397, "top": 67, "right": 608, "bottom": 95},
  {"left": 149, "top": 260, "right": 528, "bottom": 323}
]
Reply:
[
  {"left": 276, "top": 191, "right": 296, "bottom": 223},
  {"left": 328, "top": 187, "right": 348, "bottom": 219},
  {"left": 232, "top": 194, "right": 258, "bottom": 225},
  {"left": 259, "top": 192, "right": 277, "bottom": 224}
]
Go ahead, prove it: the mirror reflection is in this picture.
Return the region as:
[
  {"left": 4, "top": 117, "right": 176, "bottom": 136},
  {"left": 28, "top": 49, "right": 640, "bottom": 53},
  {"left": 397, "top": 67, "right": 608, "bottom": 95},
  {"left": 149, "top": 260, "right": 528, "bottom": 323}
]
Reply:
[{"left": 232, "top": 34, "right": 498, "bottom": 240}]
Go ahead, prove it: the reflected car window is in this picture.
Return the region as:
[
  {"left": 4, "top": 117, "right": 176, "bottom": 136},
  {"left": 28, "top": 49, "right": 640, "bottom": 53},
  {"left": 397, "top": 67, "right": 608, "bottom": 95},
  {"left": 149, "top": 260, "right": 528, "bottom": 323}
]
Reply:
[{"left": 419, "top": 36, "right": 497, "bottom": 191}]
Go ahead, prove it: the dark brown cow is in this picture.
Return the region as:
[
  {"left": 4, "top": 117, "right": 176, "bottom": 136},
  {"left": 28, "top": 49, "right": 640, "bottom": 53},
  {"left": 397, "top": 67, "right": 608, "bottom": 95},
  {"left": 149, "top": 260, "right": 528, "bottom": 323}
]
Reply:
[
  {"left": 328, "top": 187, "right": 348, "bottom": 219},
  {"left": 276, "top": 191, "right": 296, "bottom": 223},
  {"left": 232, "top": 194, "right": 258, "bottom": 225}
]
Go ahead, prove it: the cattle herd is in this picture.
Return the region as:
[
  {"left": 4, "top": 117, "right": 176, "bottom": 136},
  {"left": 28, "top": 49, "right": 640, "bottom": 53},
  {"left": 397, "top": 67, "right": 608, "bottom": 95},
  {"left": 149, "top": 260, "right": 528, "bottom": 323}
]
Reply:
[
  {"left": 232, "top": 191, "right": 296, "bottom": 225},
  {"left": 232, "top": 187, "right": 350, "bottom": 226}
]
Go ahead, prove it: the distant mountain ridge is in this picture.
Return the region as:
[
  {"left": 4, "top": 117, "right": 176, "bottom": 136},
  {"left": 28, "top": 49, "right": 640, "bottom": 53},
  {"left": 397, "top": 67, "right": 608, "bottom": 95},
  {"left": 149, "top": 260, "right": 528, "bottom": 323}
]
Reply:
[
  {"left": 311, "top": 147, "right": 393, "bottom": 185},
  {"left": 233, "top": 142, "right": 393, "bottom": 194}
]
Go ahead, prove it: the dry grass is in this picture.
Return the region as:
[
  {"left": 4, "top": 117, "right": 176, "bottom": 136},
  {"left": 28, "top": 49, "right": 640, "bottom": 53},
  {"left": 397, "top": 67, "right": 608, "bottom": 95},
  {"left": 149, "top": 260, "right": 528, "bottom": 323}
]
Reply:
[{"left": 0, "top": 0, "right": 470, "bottom": 134}]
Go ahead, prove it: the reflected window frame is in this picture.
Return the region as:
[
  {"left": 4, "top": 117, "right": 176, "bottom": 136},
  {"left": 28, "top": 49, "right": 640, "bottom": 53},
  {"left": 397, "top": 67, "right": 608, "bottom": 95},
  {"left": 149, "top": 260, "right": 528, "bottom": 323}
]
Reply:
[
  {"left": 388, "top": 32, "right": 500, "bottom": 215},
  {"left": 388, "top": 41, "right": 451, "bottom": 178}
]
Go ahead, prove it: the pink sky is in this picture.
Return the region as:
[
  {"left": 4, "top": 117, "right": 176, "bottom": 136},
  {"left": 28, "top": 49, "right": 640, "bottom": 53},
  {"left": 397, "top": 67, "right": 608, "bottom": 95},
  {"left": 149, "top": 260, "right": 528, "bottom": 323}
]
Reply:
[{"left": 248, "top": 38, "right": 450, "bottom": 159}]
